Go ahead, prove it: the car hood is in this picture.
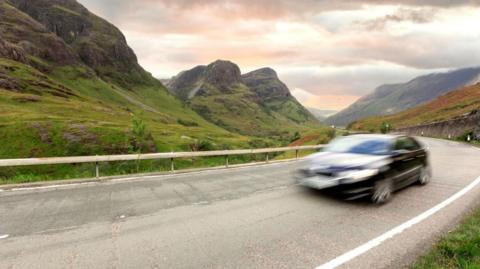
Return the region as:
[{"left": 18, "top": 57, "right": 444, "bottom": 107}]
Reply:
[{"left": 304, "top": 152, "right": 389, "bottom": 171}]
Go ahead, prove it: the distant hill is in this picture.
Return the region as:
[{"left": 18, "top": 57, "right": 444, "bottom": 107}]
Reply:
[
  {"left": 325, "top": 67, "right": 480, "bottom": 126},
  {"left": 307, "top": 108, "right": 338, "bottom": 122},
  {"left": 165, "top": 60, "right": 319, "bottom": 136},
  {"left": 349, "top": 83, "right": 480, "bottom": 132}
]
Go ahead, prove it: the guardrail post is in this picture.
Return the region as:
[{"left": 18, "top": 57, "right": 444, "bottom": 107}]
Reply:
[
  {"left": 266, "top": 153, "right": 269, "bottom": 163},
  {"left": 95, "top": 161, "right": 99, "bottom": 179},
  {"left": 225, "top": 155, "right": 229, "bottom": 168},
  {"left": 295, "top": 150, "right": 299, "bottom": 159},
  {"left": 170, "top": 158, "right": 174, "bottom": 172}
]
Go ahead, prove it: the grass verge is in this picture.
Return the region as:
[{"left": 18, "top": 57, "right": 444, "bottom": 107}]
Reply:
[{"left": 413, "top": 206, "right": 480, "bottom": 269}]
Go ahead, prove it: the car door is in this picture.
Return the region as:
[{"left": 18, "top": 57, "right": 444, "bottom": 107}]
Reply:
[
  {"left": 402, "top": 137, "right": 424, "bottom": 184},
  {"left": 392, "top": 137, "right": 420, "bottom": 189}
]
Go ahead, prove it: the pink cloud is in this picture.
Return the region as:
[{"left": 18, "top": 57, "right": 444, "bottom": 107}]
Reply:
[{"left": 77, "top": 0, "right": 480, "bottom": 110}]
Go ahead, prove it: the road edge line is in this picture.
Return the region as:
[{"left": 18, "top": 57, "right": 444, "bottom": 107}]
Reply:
[{"left": 316, "top": 175, "right": 480, "bottom": 269}]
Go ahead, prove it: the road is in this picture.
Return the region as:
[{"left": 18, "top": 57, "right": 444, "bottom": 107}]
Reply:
[{"left": 1, "top": 138, "right": 479, "bottom": 269}]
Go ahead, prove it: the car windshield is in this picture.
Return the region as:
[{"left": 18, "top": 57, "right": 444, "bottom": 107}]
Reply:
[{"left": 324, "top": 136, "right": 392, "bottom": 155}]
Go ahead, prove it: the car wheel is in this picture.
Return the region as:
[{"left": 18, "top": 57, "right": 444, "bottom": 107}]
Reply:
[
  {"left": 418, "top": 165, "right": 431, "bottom": 185},
  {"left": 372, "top": 178, "right": 393, "bottom": 204}
]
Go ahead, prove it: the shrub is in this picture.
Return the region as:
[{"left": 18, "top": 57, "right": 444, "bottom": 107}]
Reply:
[
  {"left": 291, "top": 131, "right": 301, "bottom": 142},
  {"left": 326, "top": 128, "right": 336, "bottom": 139},
  {"left": 189, "top": 139, "right": 216, "bottom": 151},
  {"left": 177, "top": 119, "right": 199, "bottom": 127},
  {"left": 129, "top": 114, "right": 156, "bottom": 153},
  {"left": 457, "top": 130, "right": 475, "bottom": 142},
  {"left": 380, "top": 122, "right": 392, "bottom": 134}
]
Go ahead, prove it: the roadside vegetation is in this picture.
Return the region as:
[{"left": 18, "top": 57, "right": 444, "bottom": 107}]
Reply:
[{"left": 413, "top": 206, "right": 480, "bottom": 269}]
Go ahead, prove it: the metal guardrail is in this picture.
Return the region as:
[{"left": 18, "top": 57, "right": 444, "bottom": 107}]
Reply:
[{"left": 0, "top": 145, "right": 324, "bottom": 178}]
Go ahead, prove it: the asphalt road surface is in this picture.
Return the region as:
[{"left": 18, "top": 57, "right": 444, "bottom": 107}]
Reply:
[{"left": 1, "top": 138, "right": 480, "bottom": 269}]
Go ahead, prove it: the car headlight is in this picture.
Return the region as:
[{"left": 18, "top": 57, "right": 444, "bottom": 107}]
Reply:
[{"left": 337, "top": 169, "right": 379, "bottom": 183}]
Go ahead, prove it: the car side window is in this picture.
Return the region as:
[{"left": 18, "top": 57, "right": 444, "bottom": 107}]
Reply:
[
  {"left": 395, "top": 137, "right": 421, "bottom": 151},
  {"left": 407, "top": 138, "right": 422, "bottom": 150}
]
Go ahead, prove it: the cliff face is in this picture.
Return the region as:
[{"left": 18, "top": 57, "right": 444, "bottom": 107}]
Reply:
[
  {"left": 7, "top": 0, "right": 154, "bottom": 86},
  {"left": 204, "top": 60, "right": 242, "bottom": 89},
  {"left": 242, "top": 67, "right": 291, "bottom": 102},
  {"left": 0, "top": 1, "right": 77, "bottom": 65}
]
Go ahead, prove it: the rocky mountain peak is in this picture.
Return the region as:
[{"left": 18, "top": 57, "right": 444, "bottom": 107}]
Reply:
[
  {"left": 242, "top": 67, "right": 291, "bottom": 101},
  {"left": 204, "top": 60, "right": 242, "bottom": 87},
  {"left": 7, "top": 0, "right": 151, "bottom": 87},
  {"left": 243, "top": 67, "right": 278, "bottom": 79}
]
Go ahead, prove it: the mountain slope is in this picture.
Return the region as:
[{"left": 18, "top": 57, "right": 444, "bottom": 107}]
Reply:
[
  {"left": 8, "top": 0, "right": 154, "bottom": 87},
  {"left": 165, "top": 60, "right": 319, "bottom": 137},
  {"left": 349, "top": 83, "right": 480, "bottom": 132},
  {"left": 0, "top": 0, "right": 249, "bottom": 159},
  {"left": 326, "top": 67, "right": 480, "bottom": 126}
]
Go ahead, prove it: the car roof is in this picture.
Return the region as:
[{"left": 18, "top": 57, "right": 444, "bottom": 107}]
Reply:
[{"left": 345, "top": 133, "right": 403, "bottom": 140}]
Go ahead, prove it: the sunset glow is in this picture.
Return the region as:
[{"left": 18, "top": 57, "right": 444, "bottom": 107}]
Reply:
[{"left": 78, "top": 0, "right": 480, "bottom": 110}]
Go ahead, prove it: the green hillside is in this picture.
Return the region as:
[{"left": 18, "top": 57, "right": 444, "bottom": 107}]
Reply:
[
  {"left": 165, "top": 60, "right": 321, "bottom": 137},
  {"left": 326, "top": 67, "right": 480, "bottom": 127},
  {"left": 349, "top": 83, "right": 480, "bottom": 132}
]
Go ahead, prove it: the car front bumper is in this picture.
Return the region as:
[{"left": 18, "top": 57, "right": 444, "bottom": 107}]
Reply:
[{"left": 295, "top": 172, "right": 375, "bottom": 200}]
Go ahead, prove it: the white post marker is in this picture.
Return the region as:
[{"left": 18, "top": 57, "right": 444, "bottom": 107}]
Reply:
[
  {"left": 316, "top": 175, "right": 480, "bottom": 269},
  {"left": 0, "top": 234, "right": 9, "bottom": 239}
]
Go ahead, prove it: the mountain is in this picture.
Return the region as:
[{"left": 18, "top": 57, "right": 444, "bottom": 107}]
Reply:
[
  {"left": 307, "top": 108, "right": 338, "bottom": 122},
  {"left": 349, "top": 83, "right": 480, "bottom": 132},
  {"left": 0, "top": 0, "right": 248, "bottom": 159},
  {"left": 165, "top": 60, "right": 319, "bottom": 136},
  {"left": 325, "top": 67, "right": 480, "bottom": 126}
]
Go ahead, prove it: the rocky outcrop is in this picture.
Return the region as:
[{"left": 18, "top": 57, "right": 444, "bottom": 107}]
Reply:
[
  {"left": 0, "top": 39, "right": 27, "bottom": 63},
  {"left": 6, "top": 0, "right": 152, "bottom": 86},
  {"left": 397, "top": 110, "right": 480, "bottom": 140},
  {"left": 165, "top": 65, "right": 207, "bottom": 100},
  {"left": 242, "top": 67, "right": 291, "bottom": 102},
  {"left": 204, "top": 60, "right": 242, "bottom": 88},
  {"left": 166, "top": 60, "right": 243, "bottom": 100},
  {"left": 0, "top": 1, "right": 77, "bottom": 65},
  {"left": 0, "top": 73, "right": 22, "bottom": 92}
]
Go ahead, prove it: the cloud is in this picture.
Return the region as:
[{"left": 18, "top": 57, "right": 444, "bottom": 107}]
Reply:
[
  {"left": 77, "top": 0, "right": 480, "bottom": 110},
  {"left": 362, "top": 8, "right": 437, "bottom": 30}
]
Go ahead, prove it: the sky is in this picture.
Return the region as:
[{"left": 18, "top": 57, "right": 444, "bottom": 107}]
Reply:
[{"left": 78, "top": 0, "right": 480, "bottom": 110}]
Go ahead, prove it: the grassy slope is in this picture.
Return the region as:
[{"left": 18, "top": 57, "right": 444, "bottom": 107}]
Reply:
[
  {"left": 190, "top": 83, "right": 323, "bottom": 137},
  {"left": 350, "top": 83, "right": 480, "bottom": 132},
  {"left": 0, "top": 58, "right": 250, "bottom": 158},
  {"left": 413, "top": 206, "right": 480, "bottom": 268}
]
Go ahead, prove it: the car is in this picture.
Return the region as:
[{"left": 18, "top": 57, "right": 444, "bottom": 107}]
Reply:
[{"left": 296, "top": 134, "right": 431, "bottom": 203}]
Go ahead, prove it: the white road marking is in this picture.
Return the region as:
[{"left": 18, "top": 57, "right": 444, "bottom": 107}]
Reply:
[
  {"left": 316, "top": 175, "right": 480, "bottom": 269},
  {"left": 0, "top": 234, "right": 9, "bottom": 239}
]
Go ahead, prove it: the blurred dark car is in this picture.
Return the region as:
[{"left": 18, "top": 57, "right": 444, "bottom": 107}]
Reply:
[{"left": 296, "top": 134, "right": 431, "bottom": 203}]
